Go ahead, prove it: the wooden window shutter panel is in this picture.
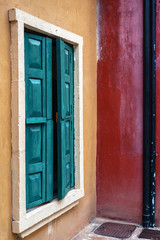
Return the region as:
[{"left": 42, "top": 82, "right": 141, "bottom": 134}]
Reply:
[
  {"left": 25, "top": 33, "right": 46, "bottom": 209},
  {"left": 25, "top": 33, "right": 54, "bottom": 209},
  {"left": 56, "top": 39, "right": 74, "bottom": 199}
]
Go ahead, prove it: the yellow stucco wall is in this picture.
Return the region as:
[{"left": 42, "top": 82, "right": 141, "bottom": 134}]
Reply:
[{"left": 0, "top": 1, "right": 97, "bottom": 240}]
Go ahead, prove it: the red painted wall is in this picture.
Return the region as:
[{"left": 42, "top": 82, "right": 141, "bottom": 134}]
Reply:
[
  {"left": 155, "top": 0, "right": 160, "bottom": 226},
  {"left": 97, "top": 0, "right": 143, "bottom": 223}
]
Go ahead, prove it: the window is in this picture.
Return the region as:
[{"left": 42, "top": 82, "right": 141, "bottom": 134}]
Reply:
[
  {"left": 9, "top": 8, "right": 84, "bottom": 238},
  {"left": 25, "top": 32, "right": 74, "bottom": 209}
]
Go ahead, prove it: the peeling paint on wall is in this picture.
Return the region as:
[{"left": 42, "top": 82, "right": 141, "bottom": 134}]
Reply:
[{"left": 97, "top": 0, "right": 143, "bottom": 223}]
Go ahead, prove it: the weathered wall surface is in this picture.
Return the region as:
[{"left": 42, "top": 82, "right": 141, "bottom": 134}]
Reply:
[
  {"left": 97, "top": 0, "right": 143, "bottom": 223},
  {"left": 0, "top": 1, "right": 97, "bottom": 240}
]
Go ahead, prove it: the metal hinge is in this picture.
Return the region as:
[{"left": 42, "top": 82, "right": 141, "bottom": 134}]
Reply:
[{"left": 56, "top": 112, "right": 58, "bottom": 122}]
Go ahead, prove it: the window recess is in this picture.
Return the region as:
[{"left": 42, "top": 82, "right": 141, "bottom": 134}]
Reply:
[{"left": 9, "top": 8, "right": 84, "bottom": 237}]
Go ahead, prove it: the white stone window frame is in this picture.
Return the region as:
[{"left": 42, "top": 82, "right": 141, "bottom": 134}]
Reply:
[{"left": 9, "top": 8, "right": 84, "bottom": 238}]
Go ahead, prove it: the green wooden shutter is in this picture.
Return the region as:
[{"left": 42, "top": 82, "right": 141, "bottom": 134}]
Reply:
[
  {"left": 56, "top": 39, "right": 74, "bottom": 199},
  {"left": 45, "top": 37, "right": 54, "bottom": 202},
  {"left": 25, "top": 33, "right": 53, "bottom": 209}
]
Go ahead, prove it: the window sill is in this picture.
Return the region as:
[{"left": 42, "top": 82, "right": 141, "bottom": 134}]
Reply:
[{"left": 12, "top": 189, "right": 84, "bottom": 238}]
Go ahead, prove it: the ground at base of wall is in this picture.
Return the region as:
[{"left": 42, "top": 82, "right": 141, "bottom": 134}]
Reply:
[{"left": 71, "top": 217, "right": 160, "bottom": 240}]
